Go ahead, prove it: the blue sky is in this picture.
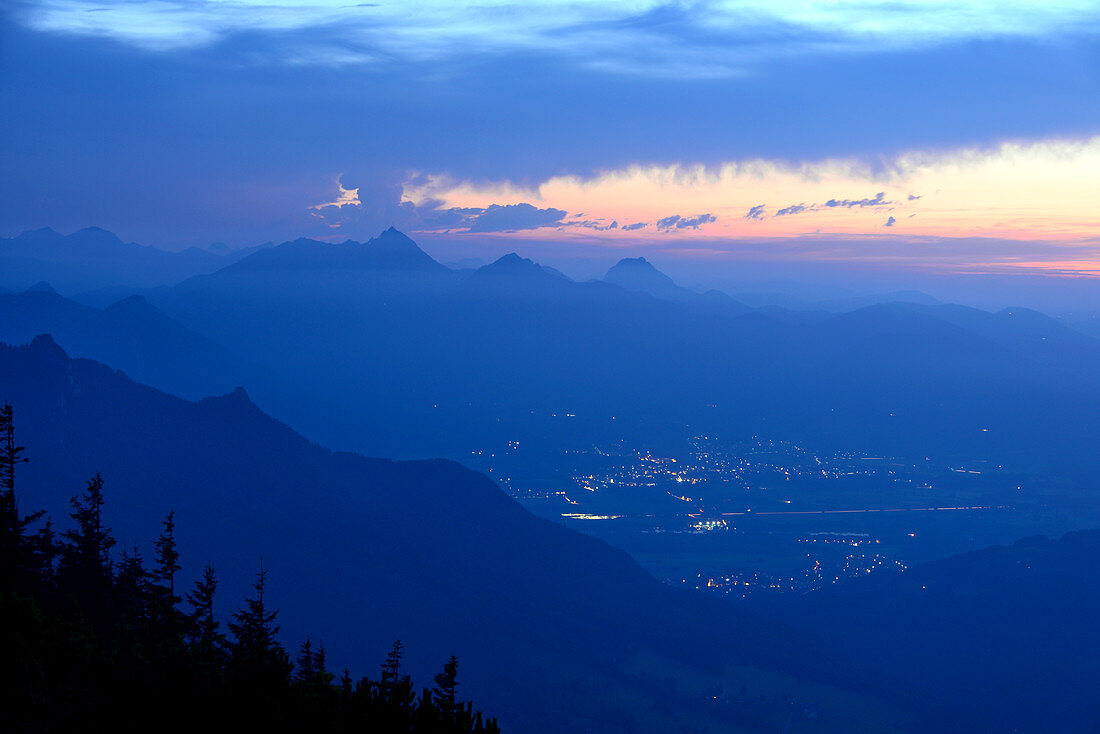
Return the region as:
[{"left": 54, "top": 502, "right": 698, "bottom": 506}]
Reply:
[{"left": 2, "top": 1, "right": 1099, "bottom": 286}]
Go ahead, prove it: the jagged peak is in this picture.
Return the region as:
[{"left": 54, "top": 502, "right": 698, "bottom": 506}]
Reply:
[
  {"left": 202, "top": 385, "right": 257, "bottom": 409},
  {"left": 368, "top": 227, "right": 422, "bottom": 251},
  {"left": 28, "top": 333, "right": 69, "bottom": 361}
]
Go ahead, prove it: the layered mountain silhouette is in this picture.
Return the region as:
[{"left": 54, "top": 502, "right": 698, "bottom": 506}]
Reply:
[
  {"left": 603, "top": 256, "right": 752, "bottom": 318},
  {"left": 145, "top": 231, "right": 1100, "bottom": 474},
  {"left": 0, "top": 288, "right": 386, "bottom": 455},
  {"left": 0, "top": 227, "right": 265, "bottom": 292},
  {"left": 769, "top": 530, "right": 1100, "bottom": 732},
  {"left": 0, "top": 288, "right": 253, "bottom": 400},
  {"left": 225, "top": 227, "right": 447, "bottom": 273},
  {"left": 7, "top": 227, "right": 1100, "bottom": 476},
  {"left": 0, "top": 335, "right": 921, "bottom": 734}
]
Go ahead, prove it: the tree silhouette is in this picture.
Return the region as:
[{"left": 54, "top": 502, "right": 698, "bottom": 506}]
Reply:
[
  {"left": 0, "top": 402, "right": 40, "bottom": 592},
  {"left": 381, "top": 639, "right": 404, "bottom": 688},
  {"left": 227, "top": 561, "right": 291, "bottom": 688},
  {"left": 62, "top": 473, "right": 115, "bottom": 572},
  {"left": 433, "top": 655, "right": 460, "bottom": 714},
  {"left": 0, "top": 409, "right": 502, "bottom": 734},
  {"left": 295, "top": 638, "right": 317, "bottom": 682},
  {"left": 59, "top": 472, "right": 116, "bottom": 624},
  {"left": 186, "top": 562, "right": 226, "bottom": 675},
  {"left": 154, "top": 510, "right": 181, "bottom": 597}
]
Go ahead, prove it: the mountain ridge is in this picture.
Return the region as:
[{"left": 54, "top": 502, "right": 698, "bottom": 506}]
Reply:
[{"left": 0, "top": 334, "right": 919, "bottom": 734}]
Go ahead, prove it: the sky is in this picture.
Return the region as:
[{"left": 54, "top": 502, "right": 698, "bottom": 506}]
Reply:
[{"left": 2, "top": 1, "right": 1100, "bottom": 290}]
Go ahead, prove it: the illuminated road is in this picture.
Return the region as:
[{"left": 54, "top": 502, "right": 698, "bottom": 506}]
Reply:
[{"left": 561, "top": 505, "right": 1011, "bottom": 520}]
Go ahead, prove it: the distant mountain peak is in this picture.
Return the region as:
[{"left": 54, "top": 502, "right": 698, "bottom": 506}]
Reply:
[
  {"left": 480, "top": 252, "right": 538, "bottom": 273},
  {"left": 73, "top": 226, "right": 125, "bottom": 244},
  {"left": 363, "top": 228, "right": 447, "bottom": 271},
  {"left": 604, "top": 256, "right": 680, "bottom": 296},
  {"left": 473, "top": 253, "right": 573, "bottom": 286},
  {"left": 25, "top": 281, "right": 58, "bottom": 294},
  {"left": 224, "top": 229, "right": 446, "bottom": 273},
  {"left": 369, "top": 227, "right": 419, "bottom": 251},
  {"left": 496, "top": 252, "right": 529, "bottom": 266}
]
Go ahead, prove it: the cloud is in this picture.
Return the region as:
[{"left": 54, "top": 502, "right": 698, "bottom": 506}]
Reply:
[
  {"left": 571, "top": 219, "right": 619, "bottom": 231},
  {"left": 414, "top": 201, "right": 567, "bottom": 233},
  {"left": 19, "top": 1, "right": 1100, "bottom": 77},
  {"left": 825, "top": 191, "right": 890, "bottom": 208},
  {"left": 621, "top": 222, "right": 647, "bottom": 231},
  {"left": 657, "top": 213, "right": 717, "bottom": 231},
  {"left": 908, "top": 193, "right": 922, "bottom": 200},
  {"left": 418, "top": 204, "right": 484, "bottom": 230},
  {"left": 744, "top": 204, "right": 767, "bottom": 220},
  {"left": 885, "top": 216, "right": 897, "bottom": 227},
  {"left": 466, "top": 203, "right": 567, "bottom": 232},
  {"left": 775, "top": 203, "right": 811, "bottom": 216},
  {"left": 399, "top": 136, "right": 1100, "bottom": 247},
  {"left": 306, "top": 172, "right": 420, "bottom": 235}
]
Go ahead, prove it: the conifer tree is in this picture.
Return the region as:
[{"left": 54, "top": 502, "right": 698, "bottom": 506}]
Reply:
[
  {"left": 154, "top": 510, "right": 181, "bottom": 598},
  {"left": 1, "top": 425, "right": 505, "bottom": 734},
  {"left": 0, "top": 404, "right": 25, "bottom": 539},
  {"left": 295, "top": 638, "right": 317, "bottom": 682},
  {"left": 62, "top": 473, "right": 115, "bottom": 572},
  {"left": 186, "top": 562, "right": 226, "bottom": 675},
  {"left": 433, "top": 655, "right": 460, "bottom": 715},
  {"left": 227, "top": 561, "right": 290, "bottom": 685},
  {"left": 59, "top": 473, "right": 116, "bottom": 622},
  {"left": 381, "top": 639, "right": 404, "bottom": 688},
  {"left": 115, "top": 543, "right": 152, "bottom": 653},
  {"left": 116, "top": 543, "right": 150, "bottom": 603},
  {"left": 0, "top": 403, "right": 40, "bottom": 592}
]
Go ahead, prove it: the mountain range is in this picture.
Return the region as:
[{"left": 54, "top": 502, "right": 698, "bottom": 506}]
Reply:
[
  {"left": 0, "top": 227, "right": 269, "bottom": 293},
  {"left": 3, "top": 226, "right": 1099, "bottom": 480},
  {"left": 148, "top": 229, "right": 1100, "bottom": 478}
]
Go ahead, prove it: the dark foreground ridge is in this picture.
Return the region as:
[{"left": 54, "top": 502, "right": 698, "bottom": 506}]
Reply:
[
  {"left": 0, "top": 401, "right": 500, "bottom": 733},
  {"left": 0, "top": 335, "right": 929, "bottom": 734}
]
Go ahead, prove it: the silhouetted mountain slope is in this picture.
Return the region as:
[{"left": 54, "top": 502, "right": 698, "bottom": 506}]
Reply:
[
  {"left": 0, "top": 227, "right": 263, "bottom": 292},
  {"left": 602, "top": 257, "right": 752, "bottom": 318},
  {"left": 149, "top": 231, "right": 1100, "bottom": 474},
  {"left": 604, "top": 257, "right": 683, "bottom": 298},
  {"left": 0, "top": 336, "right": 918, "bottom": 734},
  {"left": 890, "top": 302, "right": 1100, "bottom": 377},
  {"left": 814, "top": 290, "right": 941, "bottom": 312},
  {"left": 0, "top": 291, "right": 385, "bottom": 456},
  {"left": 470, "top": 253, "right": 568, "bottom": 285},
  {"left": 226, "top": 227, "right": 447, "bottom": 273},
  {"left": 0, "top": 290, "right": 250, "bottom": 400},
  {"left": 25, "top": 280, "right": 58, "bottom": 294},
  {"left": 767, "top": 530, "right": 1100, "bottom": 733}
]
